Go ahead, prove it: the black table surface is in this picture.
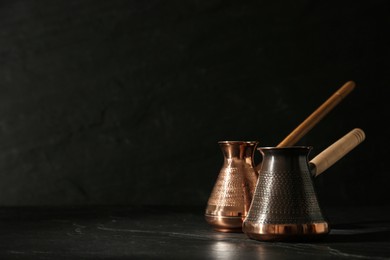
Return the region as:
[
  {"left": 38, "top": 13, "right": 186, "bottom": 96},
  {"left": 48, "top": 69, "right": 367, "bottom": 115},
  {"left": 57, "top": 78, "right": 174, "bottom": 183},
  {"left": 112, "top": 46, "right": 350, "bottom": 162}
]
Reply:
[{"left": 0, "top": 205, "right": 389, "bottom": 259}]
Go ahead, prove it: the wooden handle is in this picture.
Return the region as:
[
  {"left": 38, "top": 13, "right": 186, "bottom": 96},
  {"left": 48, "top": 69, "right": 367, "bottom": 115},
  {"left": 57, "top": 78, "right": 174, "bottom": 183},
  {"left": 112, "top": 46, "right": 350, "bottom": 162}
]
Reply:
[
  {"left": 277, "top": 81, "right": 356, "bottom": 147},
  {"left": 309, "top": 128, "right": 365, "bottom": 177}
]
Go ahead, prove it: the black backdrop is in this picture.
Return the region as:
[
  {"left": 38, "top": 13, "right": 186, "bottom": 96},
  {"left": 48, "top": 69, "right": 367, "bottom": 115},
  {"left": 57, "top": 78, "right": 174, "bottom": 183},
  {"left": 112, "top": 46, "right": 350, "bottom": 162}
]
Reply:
[{"left": 0, "top": 0, "right": 389, "bottom": 207}]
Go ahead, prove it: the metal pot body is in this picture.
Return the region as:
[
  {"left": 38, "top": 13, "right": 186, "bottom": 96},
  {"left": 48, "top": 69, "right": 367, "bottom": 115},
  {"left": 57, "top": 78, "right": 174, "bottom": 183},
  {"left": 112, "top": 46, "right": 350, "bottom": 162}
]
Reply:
[
  {"left": 205, "top": 141, "right": 259, "bottom": 232},
  {"left": 243, "top": 146, "right": 329, "bottom": 241}
]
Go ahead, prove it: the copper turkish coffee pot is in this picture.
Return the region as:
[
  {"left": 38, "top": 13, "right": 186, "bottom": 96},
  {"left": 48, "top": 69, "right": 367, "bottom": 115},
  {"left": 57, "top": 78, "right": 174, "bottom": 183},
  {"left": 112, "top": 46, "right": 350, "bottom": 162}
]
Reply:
[
  {"left": 204, "top": 140, "right": 259, "bottom": 232},
  {"left": 243, "top": 128, "right": 365, "bottom": 241},
  {"left": 205, "top": 81, "right": 356, "bottom": 232}
]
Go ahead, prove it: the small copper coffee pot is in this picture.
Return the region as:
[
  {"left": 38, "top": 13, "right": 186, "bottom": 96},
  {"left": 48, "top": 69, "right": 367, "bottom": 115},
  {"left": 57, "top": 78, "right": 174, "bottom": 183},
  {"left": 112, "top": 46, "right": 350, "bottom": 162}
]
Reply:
[
  {"left": 243, "top": 128, "right": 365, "bottom": 241},
  {"left": 205, "top": 141, "right": 259, "bottom": 232}
]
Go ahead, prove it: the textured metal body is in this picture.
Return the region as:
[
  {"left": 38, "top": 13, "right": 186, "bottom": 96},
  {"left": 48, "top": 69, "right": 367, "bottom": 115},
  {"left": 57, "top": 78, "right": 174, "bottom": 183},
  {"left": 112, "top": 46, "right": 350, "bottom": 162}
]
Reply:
[
  {"left": 243, "top": 146, "right": 329, "bottom": 241},
  {"left": 205, "top": 141, "right": 259, "bottom": 232}
]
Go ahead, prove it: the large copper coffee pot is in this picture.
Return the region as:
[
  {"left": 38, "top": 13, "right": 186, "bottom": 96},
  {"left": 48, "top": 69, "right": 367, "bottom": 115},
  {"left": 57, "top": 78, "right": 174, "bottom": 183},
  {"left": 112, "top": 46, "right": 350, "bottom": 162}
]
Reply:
[{"left": 243, "top": 128, "right": 365, "bottom": 241}]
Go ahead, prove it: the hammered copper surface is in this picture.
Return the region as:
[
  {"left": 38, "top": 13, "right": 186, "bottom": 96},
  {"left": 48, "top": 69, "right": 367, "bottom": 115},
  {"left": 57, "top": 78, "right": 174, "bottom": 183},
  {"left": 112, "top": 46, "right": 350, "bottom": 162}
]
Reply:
[
  {"left": 205, "top": 141, "right": 258, "bottom": 232},
  {"left": 243, "top": 146, "right": 329, "bottom": 241}
]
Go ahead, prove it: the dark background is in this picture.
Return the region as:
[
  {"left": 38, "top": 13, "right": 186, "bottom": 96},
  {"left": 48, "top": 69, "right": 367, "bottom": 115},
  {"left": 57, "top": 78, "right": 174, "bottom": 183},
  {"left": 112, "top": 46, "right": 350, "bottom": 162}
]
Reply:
[{"left": 0, "top": 0, "right": 388, "bottom": 207}]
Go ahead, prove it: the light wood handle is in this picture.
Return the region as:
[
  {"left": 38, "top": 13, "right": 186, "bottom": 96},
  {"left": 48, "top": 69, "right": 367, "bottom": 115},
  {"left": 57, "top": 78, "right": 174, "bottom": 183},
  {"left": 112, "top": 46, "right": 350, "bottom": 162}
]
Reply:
[
  {"left": 309, "top": 128, "right": 365, "bottom": 177},
  {"left": 277, "top": 81, "right": 356, "bottom": 147}
]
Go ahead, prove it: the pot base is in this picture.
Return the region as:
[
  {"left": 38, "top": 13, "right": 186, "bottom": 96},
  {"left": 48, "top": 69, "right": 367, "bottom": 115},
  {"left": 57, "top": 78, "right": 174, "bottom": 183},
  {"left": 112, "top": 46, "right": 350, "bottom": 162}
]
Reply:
[
  {"left": 205, "top": 214, "right": 244, "bottom": 233},
  {"left": 243, "top": 222, "right": 329, "bottom": 241}
]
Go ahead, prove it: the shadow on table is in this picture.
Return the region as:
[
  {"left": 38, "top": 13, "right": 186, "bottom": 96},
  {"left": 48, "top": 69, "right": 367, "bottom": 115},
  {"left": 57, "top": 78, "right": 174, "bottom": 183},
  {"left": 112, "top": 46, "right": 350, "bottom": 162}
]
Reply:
[{"left": 326, "top": 221, "right": 390, "bottom": 243}]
